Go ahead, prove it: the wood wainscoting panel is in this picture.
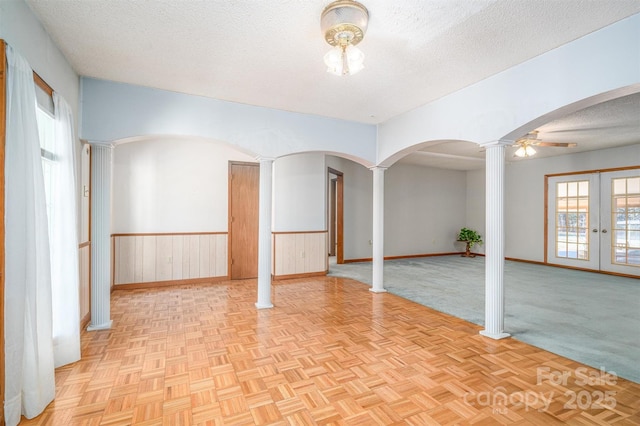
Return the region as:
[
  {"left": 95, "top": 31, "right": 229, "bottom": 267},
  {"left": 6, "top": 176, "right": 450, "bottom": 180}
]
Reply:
[
  {"left": 113, "top": 233, "right": 228, "bottom": 286},
  {"left": 273, "top": 231, "right": 328, "bottom": 278},
  {"left": 142, "top": 235, "right": 157, "bottom": 283},
  {"left": 156, "top": 235, "right": 173, "bottom": 282},
  {"left": 188, "top": 234, "right": 200, "bottom": 279},
  {"left": 79, "top": 243, "right": 91, "bottom": 323},
  {"left": 171, "top": 235, "right": 184, "bottom": 280}
]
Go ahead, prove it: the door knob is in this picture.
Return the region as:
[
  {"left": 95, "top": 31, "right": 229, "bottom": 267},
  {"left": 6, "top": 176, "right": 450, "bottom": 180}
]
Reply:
[
  {"left": 592, "top": 229, "right": 598, "bottom": 233},
  {"left": 601, "top": 229, "right": 608, "bottom": 233}
]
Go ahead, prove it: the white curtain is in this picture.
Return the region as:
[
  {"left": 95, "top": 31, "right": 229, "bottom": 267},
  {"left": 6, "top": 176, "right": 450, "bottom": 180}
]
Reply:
[
  {"left": 51, "top": 93, "right": 81, "bottom": 367},
  {"left": 4, "top": 46, "right": 55, "bottom": 424}
]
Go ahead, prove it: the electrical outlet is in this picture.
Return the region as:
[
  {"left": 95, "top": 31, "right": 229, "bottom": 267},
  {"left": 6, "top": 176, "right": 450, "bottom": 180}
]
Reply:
[{"left": 167, "top": 256, "right": 172, "bottom": 263}]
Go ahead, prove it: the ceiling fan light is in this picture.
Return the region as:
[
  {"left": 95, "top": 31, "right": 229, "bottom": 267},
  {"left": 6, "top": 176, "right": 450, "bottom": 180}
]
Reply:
[{"left": 515, "top": 145, "right": 537, "bottom": 158}]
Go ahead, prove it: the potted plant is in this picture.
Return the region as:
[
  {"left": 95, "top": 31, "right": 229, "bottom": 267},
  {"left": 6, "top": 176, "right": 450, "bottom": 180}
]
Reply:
[{"left": 457, "top": 227, "right": 483, "bottom": 258}]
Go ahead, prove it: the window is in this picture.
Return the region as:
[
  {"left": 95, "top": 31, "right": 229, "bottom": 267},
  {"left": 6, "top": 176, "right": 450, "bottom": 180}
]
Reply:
[
  {"left": 555, "top": 180, "right": 590, "bottom": 260},
  {"left": 612, "top": 176, "right": 640, "bottom": 265},
  {"left": 36, "top": 105, "right": 56, "bottom": 232}
]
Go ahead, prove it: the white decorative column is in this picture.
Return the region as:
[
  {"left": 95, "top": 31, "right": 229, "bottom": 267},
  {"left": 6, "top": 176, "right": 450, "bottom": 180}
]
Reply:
[
  {"left": 87, "top": 143, "right": 113, "bottom": 330},
  {"left": 479, "top": 141, "right": 511, "bottom": 339},
  {"left": 370, "top": 166, "right": 387, "bottom": 293},
  {"left": 256, "top": 157, "right": 274, "bottom": 309}
]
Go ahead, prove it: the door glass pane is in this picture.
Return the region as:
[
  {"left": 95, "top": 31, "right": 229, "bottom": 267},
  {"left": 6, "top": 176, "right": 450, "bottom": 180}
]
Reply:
[
  {"left": 556, "top": 180, "right": 589, "bottom": 260},
  {"left": 611, "top": 176, "right": 640, "bottom": 267}
]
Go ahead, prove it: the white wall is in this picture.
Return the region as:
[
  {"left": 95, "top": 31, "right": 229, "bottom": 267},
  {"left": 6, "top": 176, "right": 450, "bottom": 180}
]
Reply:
[
  {"left": 468, "top": 144, "right": 640, "bottom": 262},
  {"left": 326, "top": 155, "right": 373, "bottom": 260},
  {"left": 273, "top": 153, "right": 326, "bottom": 231},
  {"left": 385, "top": 164, "right": 467, "bottom": 256},
  {"left": 81, "top": 78, "right": 377, "bottom": 166},
  {"left": 466, "top": 168, "right": 486, "bottom": 255},
  {"left": 112, "top": 137, "right": 254, "bottom": 233}
]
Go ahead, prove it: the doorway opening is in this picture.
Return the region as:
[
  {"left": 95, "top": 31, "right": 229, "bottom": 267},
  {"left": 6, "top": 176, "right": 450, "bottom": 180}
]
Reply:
[
  {"left": 546, "top": 167, "right": 640, "bottom": 276},
  {"left": 328, "top": 167, "right": 344, "bottom": 264}
]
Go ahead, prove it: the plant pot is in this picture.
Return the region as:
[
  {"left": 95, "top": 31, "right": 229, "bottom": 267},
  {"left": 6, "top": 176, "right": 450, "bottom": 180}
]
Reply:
[{"left": 461, "top": 241, "right": 476, "bottom": 258}]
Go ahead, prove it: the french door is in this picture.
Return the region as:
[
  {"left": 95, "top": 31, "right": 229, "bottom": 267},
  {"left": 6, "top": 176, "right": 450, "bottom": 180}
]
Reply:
[{"left": 547, "top": 169, "right": 640, "bottom": 276}]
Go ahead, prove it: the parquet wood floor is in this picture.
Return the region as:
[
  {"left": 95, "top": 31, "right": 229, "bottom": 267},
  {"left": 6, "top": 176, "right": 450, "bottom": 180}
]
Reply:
[{"left": 19, "top": 277, "right": 640, "bottom": 425}]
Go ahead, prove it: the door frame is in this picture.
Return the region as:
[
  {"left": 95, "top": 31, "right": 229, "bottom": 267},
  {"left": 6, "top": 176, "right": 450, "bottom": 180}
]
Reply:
[
  {"left": 544, "top": 165, "right": 640, "bottom": 277},
  {"left": 1, "top": 39, "right": 7, "bottom": 426},
  {"left": 328, "top": 167, "right": 344, "bottom": 264}
]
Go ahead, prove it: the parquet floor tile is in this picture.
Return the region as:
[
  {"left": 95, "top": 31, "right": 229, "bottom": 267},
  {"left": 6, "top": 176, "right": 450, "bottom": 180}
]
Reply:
[{"left": 18, "top": 276, "right": 640, "bottom": 425}]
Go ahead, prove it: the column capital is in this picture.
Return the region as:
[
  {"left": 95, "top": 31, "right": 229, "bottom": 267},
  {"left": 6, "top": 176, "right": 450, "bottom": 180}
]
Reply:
[
  {"left": 478, "top": 140, "right": 513, "bottom": 149},
  {"left": 88, "top": 141, "right": 114, "bottom": 149},
  {"left": 369, "top": 165, "right": 388, "bottom": 172},
  {"left": 255, "top": 156, "right": 275, "bottom": 163}
]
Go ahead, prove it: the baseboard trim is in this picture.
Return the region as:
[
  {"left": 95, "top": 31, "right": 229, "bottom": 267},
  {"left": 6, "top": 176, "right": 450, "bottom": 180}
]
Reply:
[
  {"left": 344, "top": 252, "right": 470, "bottom": 263},
  {"left": 273, "top": 271, "right": 328, "bottom": 281},
  {"left": 113, "top": 276, "right": 230, "bottom": 290},
  {"left": 80, "top": 312, "right": 90, "bottom": 330},
  {"left": 505, "top": 257, "right": 546, "bottom": 266},
  {"left": 507, "top": 257, "right": 639, "bottom": 279}
]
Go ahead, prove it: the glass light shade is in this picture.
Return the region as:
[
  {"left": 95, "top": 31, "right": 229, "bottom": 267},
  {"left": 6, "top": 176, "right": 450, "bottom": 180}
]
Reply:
[
  {"left": 515, "top": 145, "right": 537, "bottom": 157},
  {"left": 324, "top": 44, "right": 364, "bottom": 76}
]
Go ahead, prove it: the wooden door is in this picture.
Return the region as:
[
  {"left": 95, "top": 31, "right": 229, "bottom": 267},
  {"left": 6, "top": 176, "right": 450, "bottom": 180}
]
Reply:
[
  {"left": 328, "top": 168, "right": 344, "bottom": 264},
  {"left": 329, "top": 178, "right": 336, "bottom": 256},
  {"left": 229, "top": 162, "right": 259, "bottom": 279}
]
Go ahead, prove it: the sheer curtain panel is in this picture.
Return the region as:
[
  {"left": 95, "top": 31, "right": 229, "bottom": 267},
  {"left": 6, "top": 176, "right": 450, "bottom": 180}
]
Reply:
[
  {"left": 4, "top": 45, "right": 55, "bottom": 425},
  {"left": 51, "top": 93, "right": 81, "bottom": 367}
]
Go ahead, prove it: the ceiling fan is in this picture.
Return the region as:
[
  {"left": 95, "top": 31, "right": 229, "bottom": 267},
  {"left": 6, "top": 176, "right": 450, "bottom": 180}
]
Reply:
[{"left": 513, "top": 131, "right": 577, "bottom": 157}]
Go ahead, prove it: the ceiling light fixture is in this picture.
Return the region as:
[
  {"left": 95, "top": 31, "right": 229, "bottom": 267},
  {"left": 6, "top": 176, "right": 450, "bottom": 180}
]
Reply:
[
  {"left": 514, "top": 144, "right": 537, "bottom": 158},
  {"left": 321, "top": 0, "right": 369, "bottom": 76}
]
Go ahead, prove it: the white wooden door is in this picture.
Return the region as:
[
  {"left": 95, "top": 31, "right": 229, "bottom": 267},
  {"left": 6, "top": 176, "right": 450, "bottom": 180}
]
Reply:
[
  {"left": 600, "top": 170, "right": 640, "bottom": 275},
  {"left": 547, "top": 170, "right": 640, "bottom": 277},
  {"left": 547, "top": 174, "right": 600, "bottom": 269}
]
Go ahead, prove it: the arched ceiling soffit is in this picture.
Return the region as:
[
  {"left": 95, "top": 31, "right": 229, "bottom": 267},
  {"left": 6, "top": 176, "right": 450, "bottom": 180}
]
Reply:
[
  {"left": 109, "top": 134, "right": 259, "bottom": 158},
  {"left": 380, "top": 86, "right": 640, "bottom": 170},
  {"left": 279, "top": 150, "right": 373, "bottom": 169},
  {"left": 380, "top": 140, "right": 483, "bottom": 171}
]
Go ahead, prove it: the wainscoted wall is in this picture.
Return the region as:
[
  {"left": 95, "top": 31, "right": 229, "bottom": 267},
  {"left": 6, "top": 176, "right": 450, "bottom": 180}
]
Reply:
[
  {"left": 79, "top": 242, "right": 91, "bottom": 326},
  {"left": 112, "top": 233, "right": 228, "bottom": 286},
  {"left": 273, "top": 231, "right": 328, "bottom": 279}
]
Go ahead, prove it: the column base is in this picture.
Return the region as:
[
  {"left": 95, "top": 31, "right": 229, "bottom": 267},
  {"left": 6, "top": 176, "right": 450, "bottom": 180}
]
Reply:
[
  {"left": 480, "top": 330, "right": 511, "bottom": 340},
  {"left": 255, "top": 302, "right": 274, "bottom": 309},
  {"left": 87, "top": 320, "right": 113, "bottom": 331},
  {"left": 369, "top": 288, "right": 387, "bottom": 294}
]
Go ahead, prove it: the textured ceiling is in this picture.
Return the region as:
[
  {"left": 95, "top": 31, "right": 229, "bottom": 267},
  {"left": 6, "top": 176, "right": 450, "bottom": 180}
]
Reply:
[
  {"left": 26, "top": 0, "right": 640, "bottom": 125},
  {"left": 25, "top": 0, "right": 640, "bottom": 169}
]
